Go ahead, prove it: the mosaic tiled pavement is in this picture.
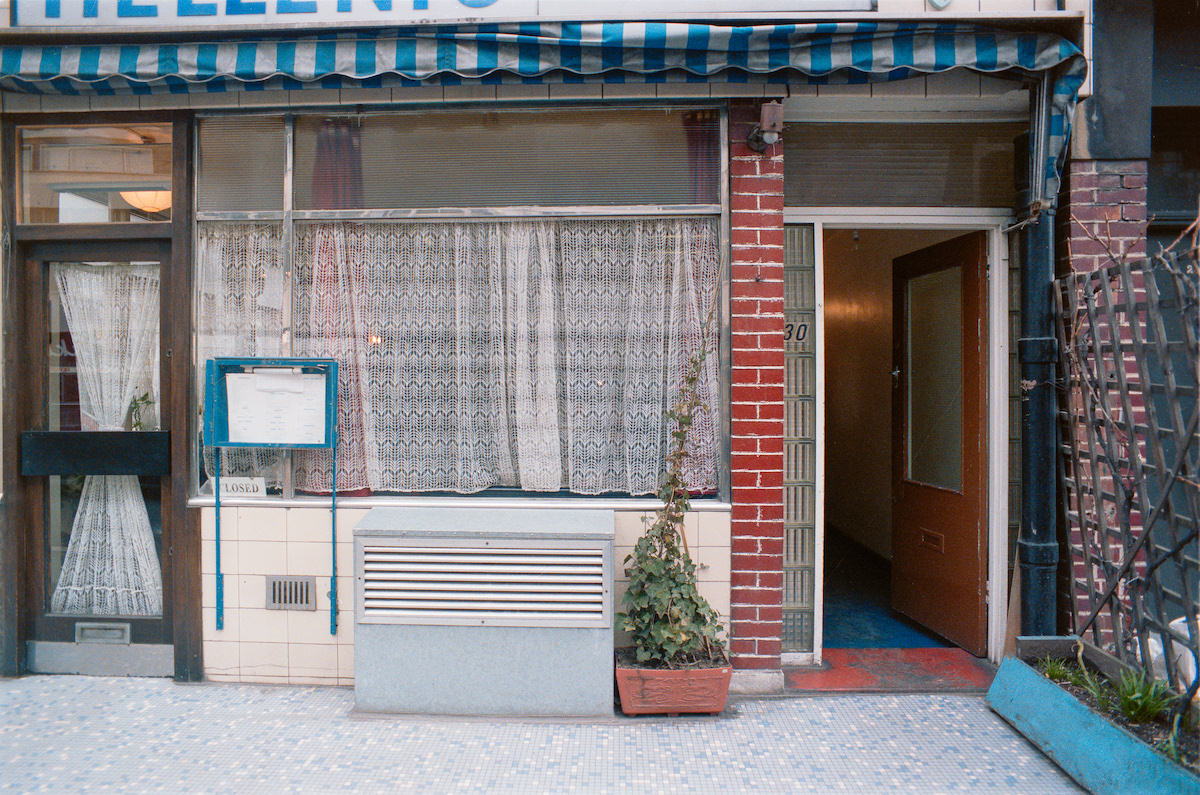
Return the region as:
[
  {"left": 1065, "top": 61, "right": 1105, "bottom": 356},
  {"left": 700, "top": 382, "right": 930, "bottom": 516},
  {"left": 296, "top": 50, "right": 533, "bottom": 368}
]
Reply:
[{"left": 0, "top": 676, "right": 1080, "bottom": 793}]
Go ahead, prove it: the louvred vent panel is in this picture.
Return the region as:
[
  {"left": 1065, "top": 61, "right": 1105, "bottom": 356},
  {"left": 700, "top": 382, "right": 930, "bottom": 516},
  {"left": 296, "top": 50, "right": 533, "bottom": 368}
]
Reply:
[{"left": 361, "top": 545, "right": 607, "bottom": 627}]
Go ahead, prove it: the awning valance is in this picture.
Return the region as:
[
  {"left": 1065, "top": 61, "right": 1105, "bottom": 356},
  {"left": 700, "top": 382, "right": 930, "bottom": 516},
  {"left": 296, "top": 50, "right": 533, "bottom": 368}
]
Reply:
[{"left": 0, "top": 22, "right": 1086, "bottom": 194}]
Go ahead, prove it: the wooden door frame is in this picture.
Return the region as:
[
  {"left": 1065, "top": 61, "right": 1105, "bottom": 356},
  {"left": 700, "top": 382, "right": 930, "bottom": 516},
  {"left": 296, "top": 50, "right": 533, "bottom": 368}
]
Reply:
[
  {"left": 782, "top": 207, "right": 1013, "bottom": 666},
  {"left": 0, "top": 112, "right": 201, "bottom": 681}
]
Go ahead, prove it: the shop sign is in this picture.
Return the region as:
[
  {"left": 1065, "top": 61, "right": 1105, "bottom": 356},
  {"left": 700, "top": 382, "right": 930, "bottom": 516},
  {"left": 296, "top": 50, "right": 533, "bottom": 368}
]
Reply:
[{"left": 13, "top": 1, "right": 876, "bottom": 28}]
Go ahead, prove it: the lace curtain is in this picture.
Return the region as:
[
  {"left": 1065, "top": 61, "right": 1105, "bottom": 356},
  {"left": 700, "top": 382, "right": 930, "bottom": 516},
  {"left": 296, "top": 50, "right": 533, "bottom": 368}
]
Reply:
[
  {"left": 196, "top": 222, "right": 287, "bottom": 487},
  {"left": 289, "top": 218, "right": 720, "bottom": 495},
  {"left": 50, "top": 263, "right": 162, "bottom": 616}
]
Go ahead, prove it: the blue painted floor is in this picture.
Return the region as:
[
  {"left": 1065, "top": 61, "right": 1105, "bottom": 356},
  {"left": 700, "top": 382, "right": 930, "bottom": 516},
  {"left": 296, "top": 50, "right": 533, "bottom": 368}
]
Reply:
[
  {"left": 823, "top": 529, "right": 951, "bottom": 649},
  {"left": 0, "top": 675, "right": 1080, "bottom": 792}
]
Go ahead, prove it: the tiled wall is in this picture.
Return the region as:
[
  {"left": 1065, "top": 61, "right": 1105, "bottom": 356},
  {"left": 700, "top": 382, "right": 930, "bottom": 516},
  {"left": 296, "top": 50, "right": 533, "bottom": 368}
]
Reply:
[{"left": 200, "top": 506, "right": 731, "bottom": 684}]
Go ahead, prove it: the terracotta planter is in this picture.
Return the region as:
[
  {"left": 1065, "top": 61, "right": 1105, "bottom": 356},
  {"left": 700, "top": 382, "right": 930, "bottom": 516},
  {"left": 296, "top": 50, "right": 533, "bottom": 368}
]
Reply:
[{"left": 615, "top": 664, "right": 732, "bottom": 716}]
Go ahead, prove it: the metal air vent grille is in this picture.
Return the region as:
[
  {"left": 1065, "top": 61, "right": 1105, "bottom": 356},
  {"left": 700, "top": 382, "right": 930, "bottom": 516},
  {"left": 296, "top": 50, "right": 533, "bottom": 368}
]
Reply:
[
  {"left": 360, "top": 544, "right": 609, "bottom": 628},
  {"left": 266, "top": 575, "right": 317, "bottom": 610}
]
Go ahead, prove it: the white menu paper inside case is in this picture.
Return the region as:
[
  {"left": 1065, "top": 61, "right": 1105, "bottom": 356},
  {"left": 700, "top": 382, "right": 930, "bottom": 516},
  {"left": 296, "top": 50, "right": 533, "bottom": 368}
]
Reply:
[{"left": 225, "top": 370, "right": 327, "bottom": 446}]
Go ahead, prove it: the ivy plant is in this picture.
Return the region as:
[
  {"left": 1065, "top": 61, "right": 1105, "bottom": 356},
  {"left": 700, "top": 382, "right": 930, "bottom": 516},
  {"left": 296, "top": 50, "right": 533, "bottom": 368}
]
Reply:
[{"left": 618, "top": 323, "right": 728, "bottom": 669}]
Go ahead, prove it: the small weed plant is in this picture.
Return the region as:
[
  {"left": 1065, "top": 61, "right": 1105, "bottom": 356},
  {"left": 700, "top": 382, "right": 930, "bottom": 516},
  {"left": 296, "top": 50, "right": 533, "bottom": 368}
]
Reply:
[
  {"left": 619, "top": 322, "right": 728, "bottom": 669},
  {"left": 1116, "top": 669, "right": 1176, "bottom": 724},
  {"left": 1039, "top": 656, "right": 1073, "bottom": 683}
]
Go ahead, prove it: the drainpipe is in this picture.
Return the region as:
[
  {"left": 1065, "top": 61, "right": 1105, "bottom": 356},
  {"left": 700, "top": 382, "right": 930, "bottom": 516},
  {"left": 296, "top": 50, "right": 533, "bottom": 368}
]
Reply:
[
  {"left": 1019, "top": 212, "right": 1059, "bottom": 637},
  {"left": 1017, "top": 75, "right": 1059, "bottom": 637}
]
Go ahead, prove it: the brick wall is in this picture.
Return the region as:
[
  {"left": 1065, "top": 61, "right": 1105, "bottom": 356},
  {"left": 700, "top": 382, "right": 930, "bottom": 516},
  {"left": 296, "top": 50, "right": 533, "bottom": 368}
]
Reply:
[
  {"left": 727, "top": 101, "right": 785, "bottom": 671},
  {"left": 1058, "top": 157, "right": 1149, "bottom": 642},
  {"left": 1060, "top": 159, "right": 1149, "bottom": 274}
]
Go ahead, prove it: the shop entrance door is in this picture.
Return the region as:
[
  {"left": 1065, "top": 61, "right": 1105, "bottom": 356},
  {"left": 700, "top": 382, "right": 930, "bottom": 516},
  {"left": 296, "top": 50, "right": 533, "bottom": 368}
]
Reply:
[
  {"left": 20, "top": 240, "right": 176, "bottom": 675},
  {"left": 891, "top": 232, "right": 988, "bottom": 656}
]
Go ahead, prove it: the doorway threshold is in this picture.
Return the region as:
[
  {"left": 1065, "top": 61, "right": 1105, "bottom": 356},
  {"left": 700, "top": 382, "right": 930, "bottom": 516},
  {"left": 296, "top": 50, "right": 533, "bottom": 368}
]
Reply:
[{"left": 784, "top": 648, "right": 995, "bottom": 694}]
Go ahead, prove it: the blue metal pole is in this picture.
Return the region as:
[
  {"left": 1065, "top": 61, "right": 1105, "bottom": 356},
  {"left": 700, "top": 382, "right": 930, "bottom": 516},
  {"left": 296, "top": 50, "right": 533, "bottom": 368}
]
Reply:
[
  {"left": 214, "top": 450, "right": 224, "bottom": 631},
  {"left": 330, "top": 378, "right": 338, "bottom": 637}
]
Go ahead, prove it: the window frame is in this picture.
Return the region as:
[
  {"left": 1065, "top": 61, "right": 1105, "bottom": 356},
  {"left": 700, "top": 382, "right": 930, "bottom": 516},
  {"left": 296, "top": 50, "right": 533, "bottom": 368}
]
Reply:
[{"left": 190, "top": 105, "right": 731, "bottom": 504}]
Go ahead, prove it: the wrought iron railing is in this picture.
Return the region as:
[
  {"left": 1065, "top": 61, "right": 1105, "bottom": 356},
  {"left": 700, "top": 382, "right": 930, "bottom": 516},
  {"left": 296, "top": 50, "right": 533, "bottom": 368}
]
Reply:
[{"left": 1055, "top": 242, "right": 1199, "bottom": 712}]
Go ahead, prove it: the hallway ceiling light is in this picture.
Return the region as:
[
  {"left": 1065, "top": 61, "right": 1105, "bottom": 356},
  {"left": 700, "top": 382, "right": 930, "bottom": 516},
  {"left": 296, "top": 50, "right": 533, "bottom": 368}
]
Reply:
[{"left": 119, "top": 190, "right": 171, "bottom": 214}]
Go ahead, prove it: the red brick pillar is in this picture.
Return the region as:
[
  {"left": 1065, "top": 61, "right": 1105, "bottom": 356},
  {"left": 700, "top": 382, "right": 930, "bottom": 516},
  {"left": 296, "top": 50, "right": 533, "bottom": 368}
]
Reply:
[
  {"left": 1061, "top": 159, "right": 1149, "bottom": 273},
  {"left": 727, "top": 101, "right": 785, "bottom": 676},
  {"left": 1058, "top": 158, "right": 1149, "bottom": 642}
]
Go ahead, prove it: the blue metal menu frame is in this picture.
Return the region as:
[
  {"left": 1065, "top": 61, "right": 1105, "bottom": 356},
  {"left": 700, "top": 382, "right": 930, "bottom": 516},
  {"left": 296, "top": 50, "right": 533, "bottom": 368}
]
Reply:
[{"left": 203, "top": 358, "right": 339, "bottom": 635}]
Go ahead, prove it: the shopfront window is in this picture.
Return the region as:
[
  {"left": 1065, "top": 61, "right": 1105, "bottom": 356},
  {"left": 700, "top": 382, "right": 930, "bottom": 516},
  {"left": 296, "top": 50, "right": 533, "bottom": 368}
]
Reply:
[
  {"left": 18, "top": 124, "right": 172, "bottom": 224},
  {"left": 194, "top": 109, "right": 723, "bottom": 498}
]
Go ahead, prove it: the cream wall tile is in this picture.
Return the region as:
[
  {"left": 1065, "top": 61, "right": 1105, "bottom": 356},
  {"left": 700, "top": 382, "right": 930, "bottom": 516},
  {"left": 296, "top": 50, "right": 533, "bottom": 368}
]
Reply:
[
  {"left": 239, "top": 607, "right": 289, "bottom": 644},
  {"left": 335, "top": 509, "right": 369, "bottom": 543},
  {"left": 206, "top": 673, "right": 244, "bottom": 683},
  {"left": 239, "top": 507, "right": 287, "bottom": 542},
  {"left": 289, "top": 643, "right": 339, "bottom": 679},
  {"left": 288, "top": 88, "right": 343, "bottom": 106},
  {"left": 697, "top": 547, "right": 731, "bottom": 583},
  {"left": 188, "top": 92, "right": 239, "bottom": 109},
  {"left": 203, "top": 641, "right": 240, "bottom": 680},
  {"left": 3, "top": 93, "right": 39, "bottom": 111},
  {"left": 337, "top": 644, "right": 355, "bottom": 679},
  {"left": 288, "top": 508, "right": 334, "bottom": 543},
  {"left": 334, "top": 614, "right": 353, "bottom": 645},
  {"left": 87, "top": 94, "right": 139, "bottom": 111},
  {"left": 495, "top": 85, "right": 551, "bottom": 100},
  {"left": 656, "top": 83, "right": 709, "bottom": 98},
  {"left": 202, "top": 606, "right": 238, "bottom": 640},
  {"left": 316, "top": 577, "right": 354, "bottom": 611},
  {"left": 613, "top": 512, "right": 648, "bottom": 548},
  {"left": 708, "top": 84, "right": 767, "bottom": 98},
  {"left": 201, "top": 572, "right": 238, "bottom": 609},
  {"left": 817, "top": 84, "right": 872, "bottom": 97},
  {"left": 39, "top": 95, "right": 90, "bottom": 112},
  {"left": 871, "top": 78, "right": 926, "bottom": 97},
  {"left": 238, "top": 90, "right": 290, "bottom": 108},
  {"left": 287, "top": 607, "right": 335, "bottom": 645},
  {"left": 698, "top": 580, "right": 731, "bottom": 616},
  {"left": 682, "top": 512, "right": 700, "bottom": 551},
  {"left": 241, "top": 674, "right": 290, "bottom": 684},
  {"left": 925, "top": 69, "right": 982, "bottom": 97},
  {"left": 339, "top": 87, "right": 392, "bottom": 104},
  {"left": 698, "top": 511, "right": 732, "bottom": 548},
  {"left": 200, "top": 538, "right": 237, "bottom": 576},
  {"left": 600, "top": 83, "right": 657, "bottom": 99},
  {"left": 139, "top": 93, "right": 188, "bottom": 109},
  {"left": 239, "top": 575, "right": 267, "bottom": 610},
  {"left": 390, "top": 86, "right": 446, "bottom": 103},
  {"left": 548, "top": 83, "right": 603, "bottom": 99},
  {"left": 288, "top": 542, "right": 332, "bottom": 576},
  {"left": 238, "top": 540, "right": 287, "bottom": 575},
  {"left": 443, "top": 85, "right": 497, "bottom": 101}
]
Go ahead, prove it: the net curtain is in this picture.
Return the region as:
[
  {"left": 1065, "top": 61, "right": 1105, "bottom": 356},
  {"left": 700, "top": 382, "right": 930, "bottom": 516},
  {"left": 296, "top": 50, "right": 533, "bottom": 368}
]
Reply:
[
  {"left": 290, "top": 218, "right": 721, "bottom": 496},
  {"left": 50, "top": 263, "right": 163, "bottom": 616}
]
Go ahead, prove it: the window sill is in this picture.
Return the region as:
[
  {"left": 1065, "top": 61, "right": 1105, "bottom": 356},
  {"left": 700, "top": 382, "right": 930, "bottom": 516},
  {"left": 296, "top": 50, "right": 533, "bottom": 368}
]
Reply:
[{"left": 186, "top": 494, "right": 731, "bottom": 511}]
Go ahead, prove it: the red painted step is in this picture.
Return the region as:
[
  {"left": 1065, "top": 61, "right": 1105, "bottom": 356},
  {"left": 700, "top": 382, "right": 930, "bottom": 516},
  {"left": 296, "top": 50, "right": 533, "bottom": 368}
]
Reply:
[{"left": 785, "top": 648, "right": 996, "bottom": 693}]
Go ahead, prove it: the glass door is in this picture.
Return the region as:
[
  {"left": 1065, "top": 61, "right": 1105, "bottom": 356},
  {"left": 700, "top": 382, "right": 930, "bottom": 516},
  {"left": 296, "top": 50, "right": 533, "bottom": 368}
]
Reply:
[{"left": 23, "top": 241, "right": 174, "bottom": 668}]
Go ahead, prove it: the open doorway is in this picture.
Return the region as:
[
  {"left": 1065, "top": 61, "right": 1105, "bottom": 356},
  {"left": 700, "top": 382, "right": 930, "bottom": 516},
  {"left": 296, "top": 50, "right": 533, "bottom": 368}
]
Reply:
[{"left": 822, "top": 228, "right": 986, "bottom": 655}]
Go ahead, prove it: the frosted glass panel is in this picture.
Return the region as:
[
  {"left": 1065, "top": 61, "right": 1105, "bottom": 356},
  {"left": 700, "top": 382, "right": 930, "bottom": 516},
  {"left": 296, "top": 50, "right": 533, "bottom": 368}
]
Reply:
[
  {"left": 294, "top": 108, "right": 720, "bottom": 209},
  {"left": 906, "top": 267, "right": 962, "bottom": 491},
  {"left": 197, "top": 117, "right": 286, "bottom": 212}
]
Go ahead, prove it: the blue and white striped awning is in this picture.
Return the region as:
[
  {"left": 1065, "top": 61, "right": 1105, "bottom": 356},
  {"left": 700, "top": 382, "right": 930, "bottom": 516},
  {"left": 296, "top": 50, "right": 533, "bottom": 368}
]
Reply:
[{"left": 0, "top": 22, "right": 1085, "bottom": 193}]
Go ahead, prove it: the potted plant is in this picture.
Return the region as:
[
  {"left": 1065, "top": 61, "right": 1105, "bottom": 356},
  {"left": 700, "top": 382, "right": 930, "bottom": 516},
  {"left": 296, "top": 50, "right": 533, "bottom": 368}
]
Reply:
[{"left": 615, "top": 332, "right": 732, "bottom": 716}]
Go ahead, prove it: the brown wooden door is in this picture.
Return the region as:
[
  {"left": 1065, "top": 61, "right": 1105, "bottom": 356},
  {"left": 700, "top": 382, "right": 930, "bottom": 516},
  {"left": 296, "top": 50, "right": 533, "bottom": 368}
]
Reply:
[
  {"left": 891, "top": 232, "right": 988, "bottom": 656},
  {"left": 21, "top": 240, "right": 176, "bottom": 658}
]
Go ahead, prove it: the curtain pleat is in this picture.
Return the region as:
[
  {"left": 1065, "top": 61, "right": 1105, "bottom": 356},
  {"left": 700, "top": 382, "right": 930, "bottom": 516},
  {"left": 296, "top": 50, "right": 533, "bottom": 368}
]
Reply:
[{"left": 206, "top": 216, "right": 721, "bottom": 496}]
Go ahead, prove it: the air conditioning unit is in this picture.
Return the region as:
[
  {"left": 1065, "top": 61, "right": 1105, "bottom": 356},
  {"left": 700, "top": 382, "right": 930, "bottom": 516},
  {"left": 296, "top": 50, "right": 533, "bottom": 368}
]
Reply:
[{"left": 353, "top": 507, "right": 615, "bottom": 716}]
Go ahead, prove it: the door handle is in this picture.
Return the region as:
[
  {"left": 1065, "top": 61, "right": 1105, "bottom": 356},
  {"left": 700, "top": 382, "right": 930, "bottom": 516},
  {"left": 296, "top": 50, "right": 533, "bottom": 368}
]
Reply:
[{"left": 891, "top": 367, "right": 901, "bottom": 388}]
